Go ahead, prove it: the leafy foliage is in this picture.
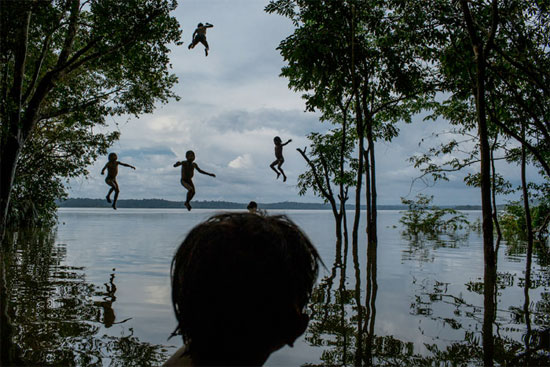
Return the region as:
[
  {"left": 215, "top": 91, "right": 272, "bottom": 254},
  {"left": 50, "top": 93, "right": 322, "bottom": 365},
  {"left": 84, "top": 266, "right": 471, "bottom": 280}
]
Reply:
[
  {"left": 399, "top": 194, "right": 470, "bottom": 236},
  {"left": 0, "top": 0, "right": 182, "bottom": 232},
  {"left": 297, "top": 129, "right": 357, "bottom": 201},
  {"left": 8, "top": 117, "right": 119, "bottom": 227}
]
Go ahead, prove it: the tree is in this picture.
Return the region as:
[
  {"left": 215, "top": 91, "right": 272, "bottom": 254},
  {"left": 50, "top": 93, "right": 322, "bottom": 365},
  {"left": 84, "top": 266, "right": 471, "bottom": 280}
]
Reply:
[
  {"left": 296, "top": 126, "right": 357, "bottom": 250},
  {"left": 266, "top": 0, "right": 431, "bottom": 252},
  {"left": 8, "top": 115, "right": 119, "bottom": 227},
  {"left": 0, "top": 0, "right": 182, "bottom": 241},
  {"left": 393, "top": 1, "right": 550, "bottom": 364}
]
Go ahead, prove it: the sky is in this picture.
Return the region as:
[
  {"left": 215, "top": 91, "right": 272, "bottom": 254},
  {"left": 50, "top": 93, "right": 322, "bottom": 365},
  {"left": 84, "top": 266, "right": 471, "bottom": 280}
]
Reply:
[{"left": 67, "top": 0, "right": 533, "bottom": 206}]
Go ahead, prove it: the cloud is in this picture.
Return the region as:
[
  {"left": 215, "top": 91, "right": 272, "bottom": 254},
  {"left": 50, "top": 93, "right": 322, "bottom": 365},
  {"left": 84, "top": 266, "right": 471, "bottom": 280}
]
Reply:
[{"left": 228, "top": 154, "right": 253, "bottom": 169}]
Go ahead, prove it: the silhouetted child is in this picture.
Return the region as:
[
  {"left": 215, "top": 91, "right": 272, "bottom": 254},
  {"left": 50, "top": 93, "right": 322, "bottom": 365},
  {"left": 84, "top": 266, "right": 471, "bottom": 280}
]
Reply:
[
  {"left": 270, "top": 136, "right": 292, "bottom": 182},
  {"left": 174, "top": 150, "right": 215, "bottom": 211},
  {"left": 247, "top": 201, "right": 258, "bottom": 213},
  {"left": 165, "top": 213, "right": 321, "bottom": 366},
  {"left": 188, "top": 22, "right": 214, "bottom": 56},
  {"left": 101, "top": 153, "right": 135, "bottom": 210}
]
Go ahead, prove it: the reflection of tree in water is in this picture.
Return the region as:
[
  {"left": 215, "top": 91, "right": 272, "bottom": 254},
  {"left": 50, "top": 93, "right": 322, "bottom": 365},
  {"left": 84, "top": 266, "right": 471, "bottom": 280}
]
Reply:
[
  {"left": 401, "top": 230, "right": 471, "bottom": 263},
  {"left": 304, "top": 234, "right": 550, "bottom": 366},
  {"left": 1, "top": 229, "right": 169, "bottom": 366}
]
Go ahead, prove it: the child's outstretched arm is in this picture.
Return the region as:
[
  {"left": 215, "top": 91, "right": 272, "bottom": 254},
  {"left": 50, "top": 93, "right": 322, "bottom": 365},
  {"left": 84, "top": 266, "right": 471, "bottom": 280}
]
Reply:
[
  {"left": 119, "top": 162, "right": 136, "bottom": 170},
  {"left": 195, "top": 164, "right": 216, "bottom": 177},
  {"left": 173, "top": 161, "right": 182, "bottom": 168},
  {"left": 205, "top": 23, "right": 213, "bottom": 28},
  {"left": 282, "top": 139, "right": 292, "bottom": 146}
]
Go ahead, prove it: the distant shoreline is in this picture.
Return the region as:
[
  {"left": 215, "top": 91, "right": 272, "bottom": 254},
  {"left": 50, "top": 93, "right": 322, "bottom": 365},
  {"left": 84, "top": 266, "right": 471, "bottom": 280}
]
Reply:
[{"left": 57, "top": 198, "right": 485, "bottom": 211}]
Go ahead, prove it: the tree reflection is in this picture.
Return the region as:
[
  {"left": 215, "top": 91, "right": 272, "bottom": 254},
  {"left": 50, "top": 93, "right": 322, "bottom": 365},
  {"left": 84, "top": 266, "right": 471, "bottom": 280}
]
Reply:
[
  {"left": 304, "top": 232, "right": 550, "bottom": 365},
  {"left": 0, "top": 229, "right": 169, "bottom": 366}
]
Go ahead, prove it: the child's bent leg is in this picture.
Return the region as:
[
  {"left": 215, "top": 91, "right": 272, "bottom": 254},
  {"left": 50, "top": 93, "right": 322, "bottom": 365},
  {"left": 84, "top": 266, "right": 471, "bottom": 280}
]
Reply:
[
  {"left": 270, "top": 160, "right": 281, "bottom": 179},
  {"left": 112, "top": 182, "right": 120, "bottom": 210},
  {"left": 278, "top": 162, "right": 287, "bottom": 182},
  {"left": 106, "top": 179, "right": 115, "bottom": 203},
  {"left": 200, "top": 39, "right": 209, "bottom": 56},
  {"left": 181, "top": 181, "right": 195, "bottom": 211}
]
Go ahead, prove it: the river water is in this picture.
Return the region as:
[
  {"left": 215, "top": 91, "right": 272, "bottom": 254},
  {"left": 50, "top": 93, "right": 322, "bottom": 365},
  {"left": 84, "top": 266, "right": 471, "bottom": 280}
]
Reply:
[{"left": 2, "top": 208, "right": 549, "bottom": 365}]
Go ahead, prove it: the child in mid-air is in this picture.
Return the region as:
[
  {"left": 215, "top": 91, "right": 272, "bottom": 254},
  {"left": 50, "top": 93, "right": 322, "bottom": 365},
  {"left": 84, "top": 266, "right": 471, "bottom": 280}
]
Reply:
[
  {"left": 101, "top": 153, "right": 135, "bottom": 210},
  {"left": 174, "top": 150, "right": 216, "bottom": 211},
  {"left": 188, "top": 22, "right": 214, "bottom": 56},
  {"left": 270, "top": 136, "right": 292, "bottom": 182}
]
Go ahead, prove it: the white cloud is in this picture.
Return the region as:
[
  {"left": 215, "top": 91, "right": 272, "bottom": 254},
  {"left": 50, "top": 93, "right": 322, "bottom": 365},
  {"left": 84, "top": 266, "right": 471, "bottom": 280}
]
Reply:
[{"left": 228, "top": 154, "right": 253, "bottom": 169}]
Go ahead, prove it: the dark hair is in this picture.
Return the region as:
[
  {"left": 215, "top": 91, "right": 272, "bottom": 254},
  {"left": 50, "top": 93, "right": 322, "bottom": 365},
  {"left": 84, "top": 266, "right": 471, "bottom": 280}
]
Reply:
[
  {"left": 273, "top": 136, "right": 281, "bottom": 144},
  {"left": 247, "top": 201, "right": 257, "bottom": 210},
  {"left": 171, "top": 213, "right": 321, "bottom": 363},
  {"left": 198, "top": 23, "right": 203, "bottom": 27},
  {"left": 185, "top": 150, "right": 194, "bottom": 159},
  {"left": 108, "top": 152, "right": 117, "bottom": 161}
]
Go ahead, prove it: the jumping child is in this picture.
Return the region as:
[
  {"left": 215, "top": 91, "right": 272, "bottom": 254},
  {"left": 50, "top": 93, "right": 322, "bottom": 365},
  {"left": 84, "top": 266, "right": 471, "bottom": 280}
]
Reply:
[
  {"left": 174, "top": 150, "right": 216, "bottom": 211},
  {"left": 101, "top": 153, "right": 135, "bottom": 210},
  {"left": 188, "top": 22, "right": 214, "bottom": 56},
  {"left": 270, "top": 136, "right": 292, "bottom": 182}
]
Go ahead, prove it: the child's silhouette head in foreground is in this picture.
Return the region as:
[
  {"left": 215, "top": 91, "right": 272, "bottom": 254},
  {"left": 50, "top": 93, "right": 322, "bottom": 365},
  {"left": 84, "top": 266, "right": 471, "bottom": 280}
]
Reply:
[
  {"left": 108, "top": 152, "right": 117, "bottom": 162},
  {"left": 169, "top": 212, "right": 321, "bottom": 366}
]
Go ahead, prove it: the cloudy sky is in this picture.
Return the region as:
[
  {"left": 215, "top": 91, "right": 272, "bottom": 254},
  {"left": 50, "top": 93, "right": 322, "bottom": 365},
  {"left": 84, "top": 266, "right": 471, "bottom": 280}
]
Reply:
[{"left": 68, "top": 0, "right": 532, "bottom": 206}]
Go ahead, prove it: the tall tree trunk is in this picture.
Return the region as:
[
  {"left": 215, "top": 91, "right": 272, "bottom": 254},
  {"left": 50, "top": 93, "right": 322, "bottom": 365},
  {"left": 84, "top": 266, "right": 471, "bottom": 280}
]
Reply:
[
  {"left": 477, "top": 48, "right": 496, "bottom": 367},
  {"left": 1, "top": 5, "right": 31, "bottom": 243},
  {"left": 521, "top": 126, "right": 534, "bottom": 364},
  {"left": 0, "top": 135, "right": 22, "bottom": 242},
  {"left": 366, "top": 120, "right": 377, "bottom": 246},
  {"left": 350, "top": 3, "right": 363, "bottom": 257},
  {"left": 459, "top": 2, "right": 498, "bottom": 363},
  {"left": 490, "top": 138, "right": 502, "bottom": 257}
]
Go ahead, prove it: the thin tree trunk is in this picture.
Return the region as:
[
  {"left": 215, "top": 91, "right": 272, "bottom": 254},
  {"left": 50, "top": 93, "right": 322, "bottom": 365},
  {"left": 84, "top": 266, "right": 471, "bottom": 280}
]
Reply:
[
  {"left": 0, "top": 136, "right": 22, "bottom": 242},
  {"left": 367, "top": 121, "right": 377, "bottom": 246},
  {"left": 459, "top": 1, "right": 498, "bottom": 363},
  {"left": 521, "top": 126, "right": 534, "bottom": 365},
  {"left": 0, "top": 5, "right": 31, "bottom": 242},
  {"left": 350, "top": 3, "right": 364, "bottom": 258},
  {"left": 490, "top": 137, "right": 502, "bottom": 257}
]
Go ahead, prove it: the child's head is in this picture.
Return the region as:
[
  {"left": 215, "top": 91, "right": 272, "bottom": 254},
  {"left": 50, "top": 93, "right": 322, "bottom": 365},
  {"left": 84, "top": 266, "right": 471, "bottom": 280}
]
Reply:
[
  {"left": 171, "top": 213, "right": 321, "bottom": 365},
  {"left": 247, "top": 201, "right": 258, "bottom": 213},
  {"left": 185, "top": 150, "right": 195, "bottom": 161},
  {"left": 108, "top": 153, "right": 117, "bottom": 162},
  {"left": 273, "top": 136, "right": 282, "bottom": 145},
  {"left": 197, "top": 22, "right": 203, "bottom": 27}
]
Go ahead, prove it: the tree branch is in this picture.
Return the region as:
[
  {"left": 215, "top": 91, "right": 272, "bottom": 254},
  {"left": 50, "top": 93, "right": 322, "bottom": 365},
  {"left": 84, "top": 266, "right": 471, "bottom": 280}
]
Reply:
[
  {"left": 55, "top": 0, "right": 81, "bottom": 69},
  {"left": 297, "top": 147, "right": 338, "bottom": 213}
]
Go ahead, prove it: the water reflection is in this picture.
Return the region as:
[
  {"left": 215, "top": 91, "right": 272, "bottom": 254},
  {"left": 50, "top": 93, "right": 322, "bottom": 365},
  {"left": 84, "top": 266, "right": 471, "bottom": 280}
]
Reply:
[
  {"left": 305, "top": 229, "right": 550, "bottom": 365},
  {"left": 1, "top": 229, "right": 168, "bottom": 366}
]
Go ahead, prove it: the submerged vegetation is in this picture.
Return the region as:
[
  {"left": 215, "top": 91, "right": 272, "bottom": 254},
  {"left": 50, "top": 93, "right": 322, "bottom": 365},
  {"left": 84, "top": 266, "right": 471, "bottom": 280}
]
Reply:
[{"left": 399, "top": 194, "right": 470, "bottom": 236}]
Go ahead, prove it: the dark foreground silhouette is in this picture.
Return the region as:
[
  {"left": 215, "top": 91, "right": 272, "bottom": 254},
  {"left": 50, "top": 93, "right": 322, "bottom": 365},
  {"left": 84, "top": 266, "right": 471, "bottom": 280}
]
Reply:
[{"left": 164, "top": 212, "right": 321, "bottom": 366}]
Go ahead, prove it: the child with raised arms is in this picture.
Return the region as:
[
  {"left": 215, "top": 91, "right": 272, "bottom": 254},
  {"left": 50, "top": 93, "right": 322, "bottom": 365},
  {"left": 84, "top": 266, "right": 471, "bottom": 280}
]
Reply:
[
  {"left": 174, "top": 150, "right": 215, "bottom": 211},
  {"left": 101, "top": 153, "right": 135, "bottom": 210},
  {"left": 270, "top": 136, "right": 292, "bottom": 182}
]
